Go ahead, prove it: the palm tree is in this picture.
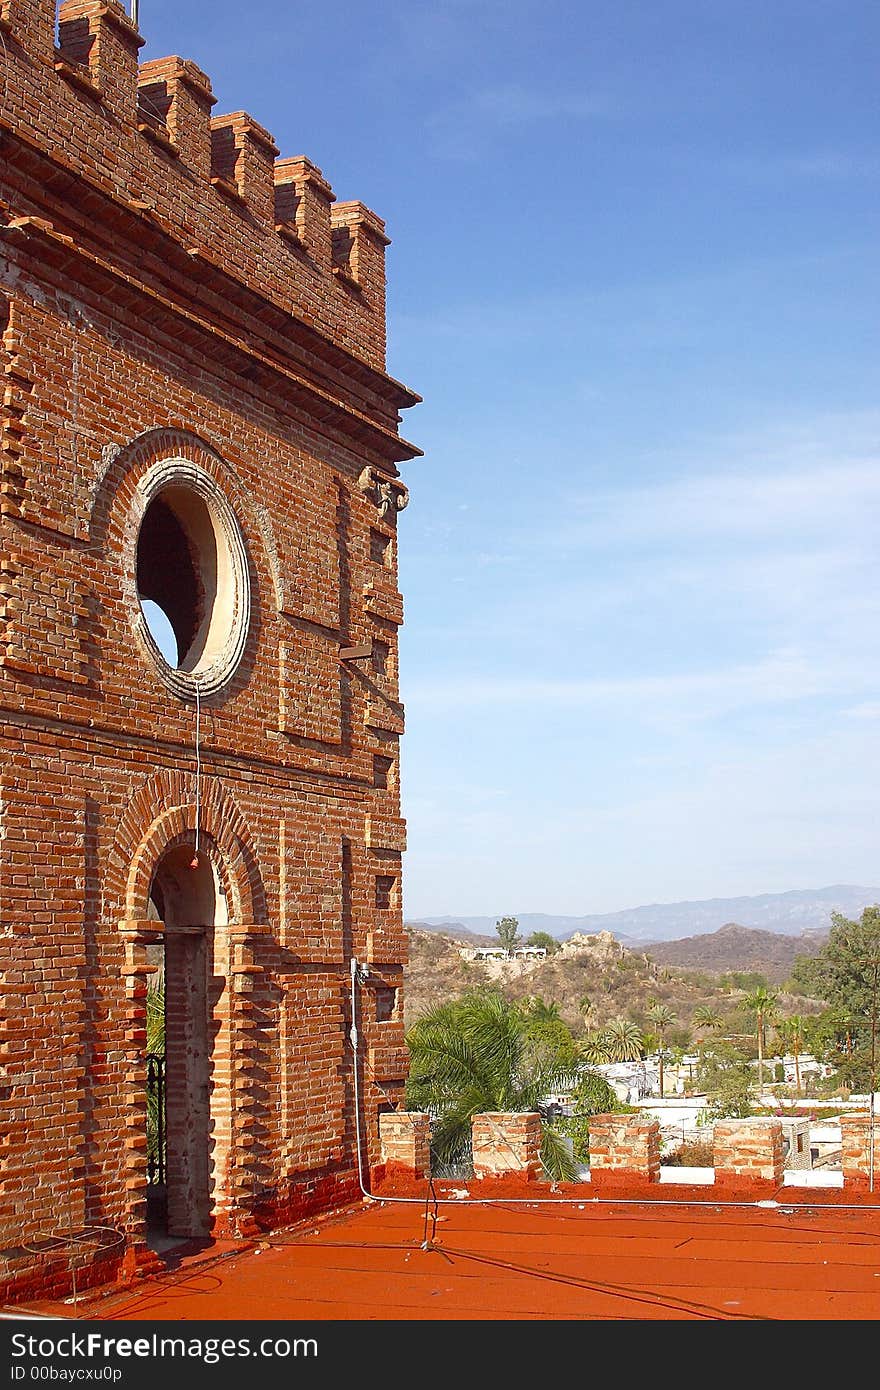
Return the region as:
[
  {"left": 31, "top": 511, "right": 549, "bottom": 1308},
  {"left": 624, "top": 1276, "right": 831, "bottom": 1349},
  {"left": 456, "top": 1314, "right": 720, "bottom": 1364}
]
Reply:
[
  {"left": 523, "top": 997, "right": 562, "bottom": 1024},
  {"left": 646, "top": 1003, "right": 676, "bottom": 1098},
  {"left": 740, "top": 986, "right": 779, "bottom": 1093},
  {"left": 599, "top": 1016, "right": 643, "bottom": 1063},
  {"left": 405, "top": 990, "right": 578, "bottom": 1180},
  {"left": 146, "top": 977, "right": 165, "bottom": 1055},
  {"left": 693, "top": 1004, "right": 723, "bottom": 1035},
  {"left": 575, "top": 1016, "right": 644, "bottom": 1066},
  {"left": 778, "top": 1015, "right": 806, "bottom": 1095},
  {"left": 577, "top": 1029, "right": 611, "bottom": 1065}
]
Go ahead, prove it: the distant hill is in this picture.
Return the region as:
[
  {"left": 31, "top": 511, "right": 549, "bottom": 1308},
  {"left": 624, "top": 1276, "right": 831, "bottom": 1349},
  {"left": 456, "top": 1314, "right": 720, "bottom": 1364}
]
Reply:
[
  {"left": 402, "top": 926, "right": 739, "bottom": 1033},
  {"left": 417, "top": 885, "right": 880, "bottom": 945},
  {"left": 405, "top": 919, "right": 495, "bottom": 944},
  {"left": 644, "top": 922, "right": 827, "bottom": 983}
]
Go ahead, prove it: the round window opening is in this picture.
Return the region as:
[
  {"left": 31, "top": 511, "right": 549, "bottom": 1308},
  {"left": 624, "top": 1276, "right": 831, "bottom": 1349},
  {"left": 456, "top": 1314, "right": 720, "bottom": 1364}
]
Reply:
[{"left": 135, "top": 468, "right": 250, "bottom": 697}]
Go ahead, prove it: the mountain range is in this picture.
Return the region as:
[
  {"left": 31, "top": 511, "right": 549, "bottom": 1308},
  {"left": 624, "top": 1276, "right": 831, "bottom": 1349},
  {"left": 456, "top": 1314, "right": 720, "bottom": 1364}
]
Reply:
[
  {"left": 643, "top": 922, "right": 827, "bottom": 982},
  {"left": 412, "top": 884, "right": 880, "bottom": 945}
]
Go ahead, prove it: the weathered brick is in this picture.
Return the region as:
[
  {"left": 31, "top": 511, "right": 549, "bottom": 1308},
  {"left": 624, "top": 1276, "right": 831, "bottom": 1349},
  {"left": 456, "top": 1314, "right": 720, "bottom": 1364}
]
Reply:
[
  {"left": 713, "top": 1119, "right": 784, "bottom": 1185},
  {"left": 840, "top": 1112, "right": 880, "bottom": 1187},
  {"left": 379, "top": 1110, "right": 430, "bottom": 1178},
  {"left": 472, "top": 1112, "right": 544, "bottom": 1180},
  {"left": 0, "top": 0, "right": 418, "bottom": 1306},
  {"left": 588, "top": 1113, "right": 661, "bottom": 1184}
]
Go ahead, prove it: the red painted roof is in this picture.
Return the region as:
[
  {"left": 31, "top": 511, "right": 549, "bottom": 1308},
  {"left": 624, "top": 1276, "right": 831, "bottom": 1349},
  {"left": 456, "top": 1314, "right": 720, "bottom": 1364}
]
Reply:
[{"left": 23, "top": 1192, "right": 880, "bottom": 1322}]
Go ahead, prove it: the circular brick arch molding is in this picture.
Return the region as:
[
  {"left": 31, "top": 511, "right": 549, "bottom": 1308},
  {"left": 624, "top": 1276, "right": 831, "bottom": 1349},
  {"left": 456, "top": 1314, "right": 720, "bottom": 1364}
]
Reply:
[
  {"left": 89, "top": 425, "right": 286, "bottom": 645},
  {"left": 106, "top": 767, "right": 269, "bottom": 926}
]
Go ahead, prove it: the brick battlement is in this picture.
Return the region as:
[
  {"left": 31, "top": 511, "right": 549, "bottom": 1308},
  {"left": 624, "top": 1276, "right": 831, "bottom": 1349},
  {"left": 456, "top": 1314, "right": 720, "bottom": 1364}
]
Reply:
[
  {"left": 0, "top": 0, "right": 418, "bottom": 390},
  {"left": 373, "top": 1110, "right": 880, "bottom": 1201}
]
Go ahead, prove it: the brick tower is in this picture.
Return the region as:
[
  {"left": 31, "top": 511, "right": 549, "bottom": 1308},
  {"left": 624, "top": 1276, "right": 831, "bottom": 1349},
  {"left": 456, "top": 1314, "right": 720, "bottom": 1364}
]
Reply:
[{"left": 0, "top": 0, "right": 419, "bottom": 1300}]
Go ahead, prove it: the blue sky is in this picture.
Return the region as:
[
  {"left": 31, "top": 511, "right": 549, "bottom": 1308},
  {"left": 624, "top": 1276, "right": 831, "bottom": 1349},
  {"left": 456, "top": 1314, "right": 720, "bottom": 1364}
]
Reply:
[{"left": 141, "top": 1, "right": 880, "bottom": 917}]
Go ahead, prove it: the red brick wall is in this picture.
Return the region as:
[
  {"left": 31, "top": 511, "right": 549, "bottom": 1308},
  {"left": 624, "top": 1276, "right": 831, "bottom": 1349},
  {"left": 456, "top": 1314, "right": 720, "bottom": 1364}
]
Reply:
[
  {"left": 471, "top": 1113, "right": 544, "bottom": 1180},
  {"left": 713, "top": 1119, "right": 784, "bottom": 1187},
  {"left": 588, "top": 1113, "right": 661, "bottom": 1185},
  {"left": 0, "top": 0, "right": 418, "bottom": 1302},
  {"left": 379, "top": 1111, "right": 430, "bottom": 1179},
  {"left": 840, "top": 1112, "right": 880, "bottom": 1187}
]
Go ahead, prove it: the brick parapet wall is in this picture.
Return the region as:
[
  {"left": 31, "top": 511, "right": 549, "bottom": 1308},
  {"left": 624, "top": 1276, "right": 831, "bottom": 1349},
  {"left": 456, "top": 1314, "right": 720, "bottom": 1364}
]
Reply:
[
  {"left": 471, "top": 1113, "right": 544, "bottom": 1180},
  {"left": 373, "top": 1110, "right": 880, "bottom": 1202},
  {"left": 1, "top": 0, "right": 415, "bottom": 379},
  {"left": 839, "top": 1112, "right": 880, "bottom": 1187},
  {"left": 588, "top": 1113, "right": 661, "bottom": 1185},
  {"left": 713, "top": 1118, "right": 784, "bottom": 1187},
  {"left": 379, "top": 1111, "right": 431, "bottom": 1179}
]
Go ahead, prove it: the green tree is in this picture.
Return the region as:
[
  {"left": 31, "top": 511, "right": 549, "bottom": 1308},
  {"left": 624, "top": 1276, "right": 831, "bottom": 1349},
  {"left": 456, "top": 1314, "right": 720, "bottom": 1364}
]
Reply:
[
  {"left": 521, "top": 996, "right": 561, "bottom": 1023},
  {"left": 721, "top": 971, "right": 768, "bottom": 992},
  {"left": 805, "top": 1006, "right": 858, "bottom": 1089},
  {"left": 693, "top": 1004, "right": 723, "bottom": 1035},
  {"left": 495, "top": 915, "right": 521, "bottom": 955},
  {"left": 740, "top": 986, "right": 779, "bottom": 1093},
  {"left": 519, "top": 998, "right": 577, "bottom": 1069},
  {"left": 778, "top": 1015, "right": 807, "bottom": 1095},
  {"left": 405, "top": 990, "right": 577, "bottom": 1180},
  {"left": 577, "top": 1029, "right": 610, "bottom": 1065},
  {"left": 526, "top": 930, "right": 560, "bottom": 956},
  {"left": 556, "top": 1071, "right": 621, "bottom": 1164},
  {"left": 583, "top": 1016, "right": 644, "bottom": 1063},
  {"left": 646, "top": 1003, "right": 676, "bottom": 1099},
  {"left": 790, "top": 907, "right": 880, "bottom": 1093},
  {"left": 696, "top": 1041, "right": 754, "bottom": 1120}
]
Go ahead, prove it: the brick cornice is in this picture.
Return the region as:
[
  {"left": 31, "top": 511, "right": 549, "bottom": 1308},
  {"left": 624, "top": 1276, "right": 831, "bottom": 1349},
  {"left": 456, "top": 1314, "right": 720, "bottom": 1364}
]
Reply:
[
  {"left": 0, "top": 117, "right": 422, "bottom": 422},
  {"left": 0, "top": 208, "right": 421, "bottom": 464}
]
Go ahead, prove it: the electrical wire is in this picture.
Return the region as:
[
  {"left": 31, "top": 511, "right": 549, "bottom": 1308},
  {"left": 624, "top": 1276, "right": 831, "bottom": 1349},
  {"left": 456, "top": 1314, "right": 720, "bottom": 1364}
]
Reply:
[
  {"left": 0, "top": 26, "right": 9, "bottom": 110},
  {"left": 192, "top": 678, "right": 201, "bottom": 864},
  {"left": 17, "top": 966, "right": 875, "bottom": 1321}
]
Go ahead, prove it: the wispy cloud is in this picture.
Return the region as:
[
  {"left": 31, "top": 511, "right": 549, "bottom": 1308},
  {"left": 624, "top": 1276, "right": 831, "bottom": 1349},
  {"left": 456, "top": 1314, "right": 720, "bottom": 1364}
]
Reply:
[
  {"left": 843, "top": 703, "right": 880, "bottom": 721},
  {"left": 406, "top": 412, "right": 880, "bottom": 642},
  {"left": 427, "top": 81, "right": 609, "bottom": 159},
  {"left": 565, "top": 453, "right": 880, "bottom": 550},
  {"left": 404, "top": 647, "right": 875, "bottom": 717},
  {"left": 402, "top": 712, "right": 880, "bottom": 916},
  {"left": 726, "top": 150, "right": 879, "bottom": 182}
]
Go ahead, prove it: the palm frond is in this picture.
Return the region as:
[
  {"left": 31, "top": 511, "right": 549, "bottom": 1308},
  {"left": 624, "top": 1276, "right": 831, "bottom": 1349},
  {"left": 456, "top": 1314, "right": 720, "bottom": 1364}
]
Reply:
[
  {"left": 539, "top": 1122, "right": 579, "bottom": 1182},
  {"left": 146, "top": 981, "right": 165, "bottom": 1056}
]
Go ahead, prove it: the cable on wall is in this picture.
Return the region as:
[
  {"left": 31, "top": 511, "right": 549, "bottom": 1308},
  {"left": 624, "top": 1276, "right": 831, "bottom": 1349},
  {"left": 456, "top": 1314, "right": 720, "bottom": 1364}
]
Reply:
[{"left": 190, "top": 679, "right": 201, "bottom": 869}]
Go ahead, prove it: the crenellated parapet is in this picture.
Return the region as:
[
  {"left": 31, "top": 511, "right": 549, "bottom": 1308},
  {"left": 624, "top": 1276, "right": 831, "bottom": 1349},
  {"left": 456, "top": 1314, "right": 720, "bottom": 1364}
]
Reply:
[
  {"left": 274, "top": 157, "right": 335, "bottom": 270},
  {"left": 209, "top": 111, "right": 280, "bottom": 223},
  {"left": 0, "top": 0, "right": 413, "bottom": 390},
  {"left": 136, "top": 56, "right": 216, "bottom": 177},
  {"left": 56, "top": 0, "right": 144, "bottom": 118}
]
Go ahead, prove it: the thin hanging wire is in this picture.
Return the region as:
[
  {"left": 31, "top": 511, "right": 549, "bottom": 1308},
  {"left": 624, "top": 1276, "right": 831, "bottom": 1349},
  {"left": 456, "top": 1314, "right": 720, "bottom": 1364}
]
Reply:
[{"left": 192, "top": 681, "right": 201, "bottom": 867}]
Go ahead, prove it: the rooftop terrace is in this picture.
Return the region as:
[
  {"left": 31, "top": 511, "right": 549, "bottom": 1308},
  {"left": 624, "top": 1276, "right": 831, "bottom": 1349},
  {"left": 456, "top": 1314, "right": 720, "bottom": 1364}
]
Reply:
[{"left": 11, "top": 1190, "right": 880, "bottom": 1322}]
